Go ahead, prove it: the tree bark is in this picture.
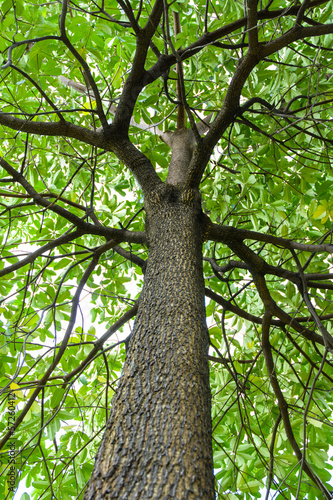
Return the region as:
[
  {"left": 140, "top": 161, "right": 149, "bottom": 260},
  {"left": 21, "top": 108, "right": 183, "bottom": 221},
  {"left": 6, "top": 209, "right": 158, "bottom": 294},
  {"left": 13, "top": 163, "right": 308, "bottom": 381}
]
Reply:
[{"left": 84, "top": 184, "right": 214, "bottom": 499}]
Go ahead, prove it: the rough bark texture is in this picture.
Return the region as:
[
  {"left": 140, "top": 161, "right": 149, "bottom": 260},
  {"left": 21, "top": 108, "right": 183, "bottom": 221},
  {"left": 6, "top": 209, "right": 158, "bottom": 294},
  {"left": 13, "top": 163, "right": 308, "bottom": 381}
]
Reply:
[{"left": 84, "top": 184, "right": 214, "bottom": 499}]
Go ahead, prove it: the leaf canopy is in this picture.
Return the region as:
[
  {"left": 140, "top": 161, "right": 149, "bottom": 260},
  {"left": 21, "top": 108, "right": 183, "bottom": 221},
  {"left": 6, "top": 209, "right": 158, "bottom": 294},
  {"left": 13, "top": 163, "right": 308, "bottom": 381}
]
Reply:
[{"left": 1, "top": 0, "right": 333, "bottom": 498}]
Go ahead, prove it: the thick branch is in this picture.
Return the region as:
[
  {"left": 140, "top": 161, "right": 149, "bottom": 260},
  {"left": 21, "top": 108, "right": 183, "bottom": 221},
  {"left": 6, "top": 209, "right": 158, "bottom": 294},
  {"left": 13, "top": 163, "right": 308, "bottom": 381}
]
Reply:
[
  {"left": 112, "top": 0, "right": 163, "bottom": 133},
  {"left": 206, "top": 221, "right": 333, "bottom": 254},
  {"left": 247, "top": 0, "right": 259, "bottom": 52},
  {"left": 0, "top": 156, "right": 147, "bottom": 243},
  {"left": 146, "top": 0, "right": 331, "bottom": 83},
  {"left": 186, "top": 17, "right": 333, "bottom": 187},
  {"left": 185, "top": 51, "right": 260, "bottom": 188},
  {"left": 204, "top": 226, "right": 332, "bottom": 348},
  {"left": 0, "top": 116, "right": 161, "bottom": 196},
  {"left": 261, "top": 23, "right": 333, "bottom": 59},
  {"left": 145, "top": 2, "right": 333, "bottom": 188},
  {"left": 0, "top": 114, "right": 107, "bottom": 147},
  {"left": 295, "top": 0, "right": 312, "bottom": 27},
  {"left": 107, "top": 136, "right": 162, "bottom": 194}
]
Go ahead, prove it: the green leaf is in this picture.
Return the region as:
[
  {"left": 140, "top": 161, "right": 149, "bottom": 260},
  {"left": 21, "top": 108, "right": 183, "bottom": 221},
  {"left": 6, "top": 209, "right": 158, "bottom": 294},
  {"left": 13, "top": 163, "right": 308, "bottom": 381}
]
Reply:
[{"left": 50, "top": 389, "right": 66, "bottom": 409}]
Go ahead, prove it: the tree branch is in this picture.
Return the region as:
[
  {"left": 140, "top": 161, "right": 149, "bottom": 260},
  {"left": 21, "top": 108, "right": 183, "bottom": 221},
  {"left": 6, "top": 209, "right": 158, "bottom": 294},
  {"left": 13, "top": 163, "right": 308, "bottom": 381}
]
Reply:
[
  {"left": 295, "top": 0, "right": 313, "bottom": 27},
  {"left": 247, "top": 0, "right": 259, "bottom": 52},
  {"left": 261, "top": 23, "right": 333, "bottom": 59},
  {"left": 146, "top": 0, "right": 331, "bottom": 82},
  {"left": 261, "top": 310, "right": 332, "bottom": 499},
  {"left": 59, "top": 0, "right": 107, "bottom": 128},
  {"left": 111, "top": 0, "right": 163, "bottom": 134},
  {"left": 1, "top": 36, "right": 61, "bottom": 70},
  {"left": 0, "top": 113, "right": 106, "bottom": 148},
  {"left": 0, "top": 229, "right": 83, "bottom": 278},
  {"left": 206, "top": 221, "right": 333, "bottom": 254},
  {"left": 62, "top": 302, "right": 138, "bottom": 385},
  {"left": 114, "top": 245, "right": 146, "bottom": 271},
  {"left": 291, "top": 249, "right": 333, "bottom": 350},
  {"left": 0, "top": 115, "right": 161, "bottom": 196},
  {"left": 254, "top": 272, "right": 332, "bottom": 349},
  {"left": 0, "top": 156, "right": 147, "bottom": 243},
  {"left": 0, "top": 255, "right": 100, "bottom": 451},
  {"left": 11, "top": 65, "right": 64, "bottom": 121}
]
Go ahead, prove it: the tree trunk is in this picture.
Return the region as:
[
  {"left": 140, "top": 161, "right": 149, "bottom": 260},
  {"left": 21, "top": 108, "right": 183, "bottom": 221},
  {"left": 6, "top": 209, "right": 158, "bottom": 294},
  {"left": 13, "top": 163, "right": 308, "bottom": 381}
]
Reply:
[{"left": 84, "top": 184, "right": 215, "bottom": 499}]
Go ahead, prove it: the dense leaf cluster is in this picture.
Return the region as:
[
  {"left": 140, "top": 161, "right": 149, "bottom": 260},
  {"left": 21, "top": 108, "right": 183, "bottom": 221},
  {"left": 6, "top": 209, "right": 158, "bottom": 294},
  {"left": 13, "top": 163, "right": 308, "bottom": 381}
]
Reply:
[{"left": 1, "top": 0, "right": 333, "bottom": 498}]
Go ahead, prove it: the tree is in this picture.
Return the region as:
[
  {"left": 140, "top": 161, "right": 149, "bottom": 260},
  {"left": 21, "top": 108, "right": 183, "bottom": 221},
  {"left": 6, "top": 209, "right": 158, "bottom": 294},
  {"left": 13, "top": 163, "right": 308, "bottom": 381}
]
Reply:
[{"left": 1, "top": 0, "right": 333, "bottom": 498}]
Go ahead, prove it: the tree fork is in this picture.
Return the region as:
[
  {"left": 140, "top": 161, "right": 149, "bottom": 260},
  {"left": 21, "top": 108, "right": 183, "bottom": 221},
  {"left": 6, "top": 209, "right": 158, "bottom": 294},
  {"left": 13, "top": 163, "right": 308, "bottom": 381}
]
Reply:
[{"left": 84, "top": 184, "right": 215, "bottom": 499}]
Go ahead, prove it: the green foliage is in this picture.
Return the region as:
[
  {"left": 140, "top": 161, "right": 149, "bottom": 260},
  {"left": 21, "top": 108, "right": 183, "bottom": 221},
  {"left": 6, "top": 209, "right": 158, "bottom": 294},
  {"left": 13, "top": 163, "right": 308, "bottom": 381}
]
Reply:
[{"left": 1, "top": 0, "right": 333, "bottom": 498}]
